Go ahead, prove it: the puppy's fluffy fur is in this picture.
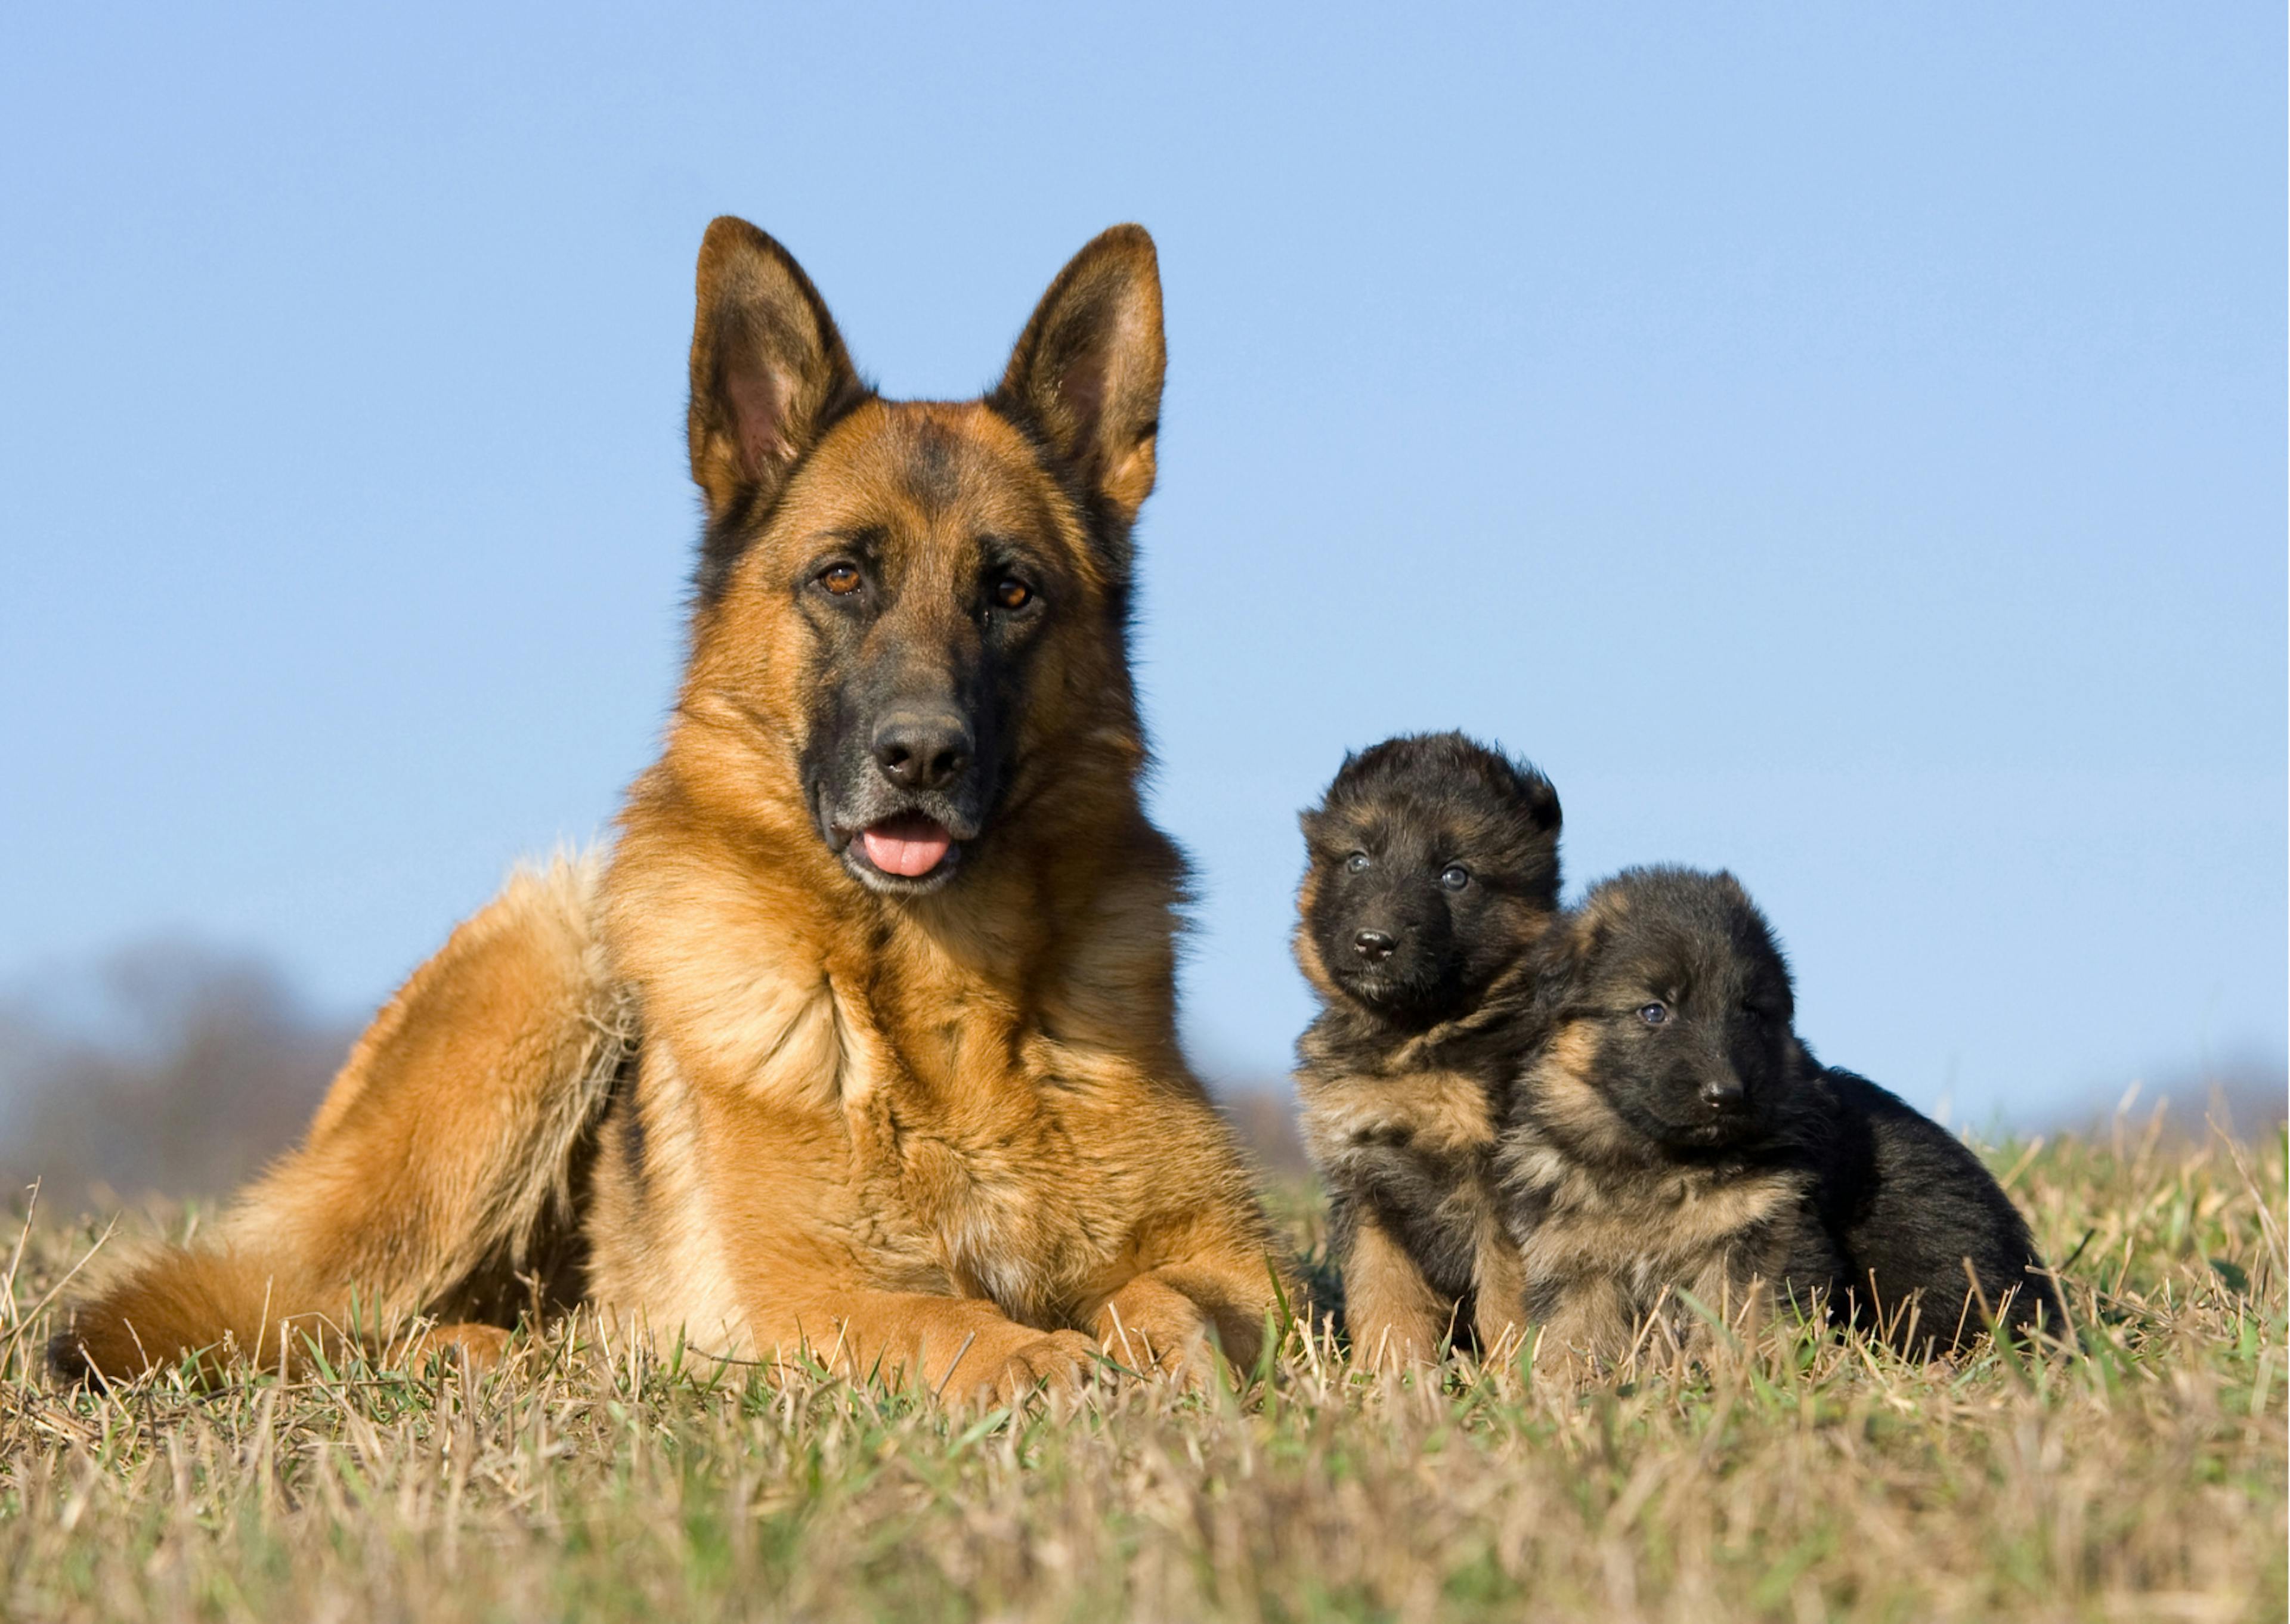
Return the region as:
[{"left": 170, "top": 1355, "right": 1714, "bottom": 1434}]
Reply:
[
  {"left": 1292, "top": 733, "right": 1562, "bottom": 1363},
  {"left": 1497, "top": 867, "right": 2066, "bottom": 1362}
]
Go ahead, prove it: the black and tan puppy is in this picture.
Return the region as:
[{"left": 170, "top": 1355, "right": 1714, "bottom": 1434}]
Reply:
[
  {"left": 1497, "top": 866, "right": 2066, "bottom": 1363},
  {"left": 1293, "top": 733, "right": 1562, "bottom": 1365}
]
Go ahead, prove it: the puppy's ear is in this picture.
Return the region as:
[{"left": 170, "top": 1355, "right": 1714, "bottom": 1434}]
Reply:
[
  {"left": 1518, "top": 769, "right": 1562, "bottom": 835},
  {"left": 993, "top": 225, "right": 1166, "bottom": 553},
  {"left": 687, "top": 217, "right": 867, "bottom": 529},
  {"left": 1529, "top": 910, "right": 1600, "bottom": 1013},
  {"left": 1712, "top": 869, "right": 1795, "bottom": 1000}
]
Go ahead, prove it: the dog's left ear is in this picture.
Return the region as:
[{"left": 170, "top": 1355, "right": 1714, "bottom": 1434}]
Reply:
[{"left": 994, "top": 225, "right": 1166, "bottom": 548}]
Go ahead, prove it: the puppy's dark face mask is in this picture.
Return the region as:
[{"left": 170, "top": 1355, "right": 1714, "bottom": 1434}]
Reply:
[
  {"left": 1302, "top": 792, "right": 1558, "bottom": 1026},
  {"left": 1551, "top": 874, "right": 1803, "bottom": 1152}
]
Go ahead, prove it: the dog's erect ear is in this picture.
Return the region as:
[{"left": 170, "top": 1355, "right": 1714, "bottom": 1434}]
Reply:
[
  {"left": 687, "top": 216, "right": 866, "bottom": 526},
  {"left": 993, "top": 224, "right": 1166, "bottom": 541},
  {"left": 1516, "top": 767, "right": 1563, "bottom": 836}
]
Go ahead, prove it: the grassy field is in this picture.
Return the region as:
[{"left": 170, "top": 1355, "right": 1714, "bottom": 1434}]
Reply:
[{"left": 2, "top": 1116, "right": 2281, "bottom": 1623}]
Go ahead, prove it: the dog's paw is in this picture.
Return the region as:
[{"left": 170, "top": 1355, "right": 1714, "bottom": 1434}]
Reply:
[
  {"left": 1093, "top": 1291, "right": 1216, "bottom": 1388},
  {"left": 976, "top": 1329, "right": 1101, "bottom": 1405},
  {"left": 421, "top": 1322, "right": 512, "bottom": 1373}
]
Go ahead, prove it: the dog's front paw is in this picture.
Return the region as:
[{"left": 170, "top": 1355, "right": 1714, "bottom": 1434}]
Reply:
[
  {"left": 1093, "top": 1283, "right": 1217, "bottom": 1388},
  {"left": 977, "top": 1328, "right": 1101, "bottom": 1405},
  {"left": 420, "top": 1322, "right": 512, "bottom": 1373}
]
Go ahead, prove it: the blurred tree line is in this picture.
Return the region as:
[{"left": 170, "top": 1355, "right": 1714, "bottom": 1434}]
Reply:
[{"left": 0, "top": 943, "right": 353, "bottom": 1205}]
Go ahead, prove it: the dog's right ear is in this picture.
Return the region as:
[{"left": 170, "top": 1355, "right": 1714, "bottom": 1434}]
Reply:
[{"left": 687, "top": 216, "right": 867, "bottom": 528}]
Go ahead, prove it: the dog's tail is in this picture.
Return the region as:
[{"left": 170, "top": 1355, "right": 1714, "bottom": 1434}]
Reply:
[
  {"left": 48, "top": 853, "right": 632, "bottom": 1384},
  {"left": 46, "top": 1246, "right": 332, "bottom": 1382}
]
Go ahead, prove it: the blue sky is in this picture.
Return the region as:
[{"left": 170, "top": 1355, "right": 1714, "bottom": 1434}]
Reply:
[{"left": 4, "top": 5, "right": 2282, "bottom": 1123}]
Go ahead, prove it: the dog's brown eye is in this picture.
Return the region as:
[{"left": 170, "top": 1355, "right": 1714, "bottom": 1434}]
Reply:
[
  {"left": 820, "top": 564, "right": 862, "bottom": 596},
  {"left": 1638, "top": 1003, "right": 1668, "bottom": 1026},
  {"left": 995, "top": 577, "right": 1033, "bottom": 611}
]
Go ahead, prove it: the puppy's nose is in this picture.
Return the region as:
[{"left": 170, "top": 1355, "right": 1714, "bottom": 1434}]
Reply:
[
  {"left": 1353, "top": 929, "right": 1397, "bottom": 963},
  {"left": 1700, "top": 1075, "right": 1746, "bottom": 1111},
  {"left": 872, "top": 711, "right": 972, "bottom": 792}
]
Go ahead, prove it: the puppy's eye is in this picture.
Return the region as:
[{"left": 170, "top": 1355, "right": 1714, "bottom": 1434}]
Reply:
[
  {"left": 819, "top": 563, "right": 862, "bottom": 597},
  {"left": 1345, "top": 852, "right": 1370, "bottom": 873},
  {"left": 1638, "top": 1003, "right": 1669, "bottom": 1026},
  {"left": 1440, "top": 864, "right": 1470, "bottom": 891},
  {"left": 994, "top": 577, "right": 1033, "bottom": 612}
]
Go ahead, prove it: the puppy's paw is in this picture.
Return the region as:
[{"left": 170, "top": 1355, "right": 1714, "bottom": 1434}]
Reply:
[{"left": 1345, "top": 1310, "right": 1444, "bottom": 1371}]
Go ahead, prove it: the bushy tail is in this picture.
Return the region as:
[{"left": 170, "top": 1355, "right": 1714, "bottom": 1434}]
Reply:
[
  {"left": 48, "top": 1247, "right": 332, "bottom": 1382},
  {"left": 48, "top": 853, "right": 630, "bottom": 1384}
]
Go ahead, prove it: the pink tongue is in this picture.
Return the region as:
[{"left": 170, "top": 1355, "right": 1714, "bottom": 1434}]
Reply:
[{"left": 860, "top": 816, "right": 953, "bottom": 878}]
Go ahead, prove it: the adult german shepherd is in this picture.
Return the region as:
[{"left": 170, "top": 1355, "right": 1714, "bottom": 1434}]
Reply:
[{"left": 51, "top": 218, "right": 1287, "bottom": 1402}]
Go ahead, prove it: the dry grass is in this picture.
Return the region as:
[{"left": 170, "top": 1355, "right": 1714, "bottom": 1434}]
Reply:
[{"left": 2, "top": 1117, "right": 2282, "bottom": 1623}]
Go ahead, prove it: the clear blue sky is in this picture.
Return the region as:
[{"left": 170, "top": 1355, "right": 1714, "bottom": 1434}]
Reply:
[{"left": 4, "top": 5, "right": 2282, "bottom": 1123}]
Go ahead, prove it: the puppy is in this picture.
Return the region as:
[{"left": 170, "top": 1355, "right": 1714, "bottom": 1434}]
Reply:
[
  {"left": 1497, "top": 867, "right": 2066, "bottom": 1363},
  {"left": 1293, "top": 733, "right": 1563, "bottom": 1365}
]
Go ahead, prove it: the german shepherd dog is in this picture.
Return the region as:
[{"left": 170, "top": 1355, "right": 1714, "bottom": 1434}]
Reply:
[
  {"left": 1496, "top": 867, "right": 2065, "bottom": 1362},
  {"left": 1292, "top": 734, "right": 1562, "bottom": 1365},
  {"left": 51, "top": 218, "right": 1288, "bottom": 1402}
]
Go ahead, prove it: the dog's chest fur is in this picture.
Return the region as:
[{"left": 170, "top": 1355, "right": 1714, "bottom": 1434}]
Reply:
[
  {"left": 1499, "top": 1098, "right": 1813, "bottom": 1337},
  {"left": 861, "top": 1039, "right": 1120, "bottom": 1325},
  {"left": 1298, "top": 1065, "right": 1497, "bottom": 1200},
  {"left": 1301, "top": 1067, "right": 1499, "bottom": 1306},
  {"left": 611, "top": 921, "right": 1178, "bottom": 1340},
  {"left": 1295, "top": 996, "right": 1520, "bottom": 1308}
]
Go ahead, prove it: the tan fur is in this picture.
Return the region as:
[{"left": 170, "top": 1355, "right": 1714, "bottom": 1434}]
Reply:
[
  {"left": 1341, "top": 1210, "right": 1448, "bottom": 1367},
  {"left": 1470, "top": 1203, "right": 1526, "bottom": 1353},
  {"left": 1506, "top": 1019, "right": 1808, "bottom": 1362},
  {"left": 54, "top": 222, "right": 1286, "bottom": 1404},
  {"left": 1298, "top": 1068, "right": 1499, "bottom": 1163}
]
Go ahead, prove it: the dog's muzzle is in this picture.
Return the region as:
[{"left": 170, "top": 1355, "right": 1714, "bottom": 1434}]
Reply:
[{"left": 814, "top": 710, "right": 995, "bottom": 895}]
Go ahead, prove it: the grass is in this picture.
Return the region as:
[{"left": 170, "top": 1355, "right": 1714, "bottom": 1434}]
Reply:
[{"left": 1, "top": 1114, "right": 2282, "bottom": 1623}]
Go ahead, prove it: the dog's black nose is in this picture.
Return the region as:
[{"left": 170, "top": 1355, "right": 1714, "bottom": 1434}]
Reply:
[
  {"left": 872, "top": 711, "right": 972, "bottom": 792},
  {"left": 1700, "top": 1076, "right": 1745, "bottom": 1111},
  {"left": 1353, "top": 929, "right": 1397, "bottom": 963}
]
